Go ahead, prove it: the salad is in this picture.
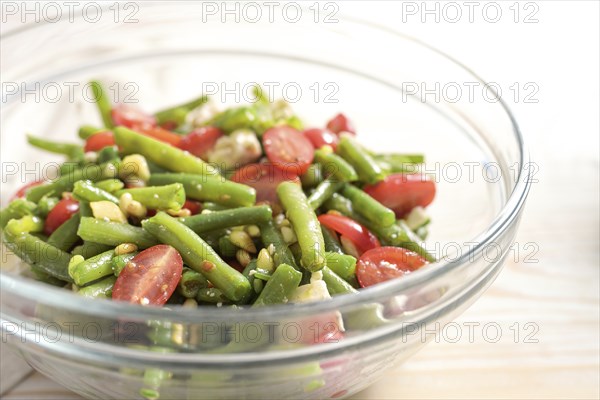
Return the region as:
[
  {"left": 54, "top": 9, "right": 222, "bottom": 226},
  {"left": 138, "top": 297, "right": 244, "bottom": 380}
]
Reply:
[{"left": 0, "top": 81, "right": 436, "bottom": 308}]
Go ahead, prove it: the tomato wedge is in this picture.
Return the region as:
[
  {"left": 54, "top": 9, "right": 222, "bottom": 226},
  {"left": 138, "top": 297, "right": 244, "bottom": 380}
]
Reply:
[
  {"left": 303, "top": 128, "right": 339, "bottom": 151},
  {"left": 178, "top": 126, "right": 223, "bottom": 159},
  {"left": 356, "top": 247, "right": 428, "bottom": 288},
  {"left": 363, "top": 173, "right": 436, "bottom": 217},
  {"left": 183, "top": 200, "right": 202, "bottom": 215},
  {"left": 44, "top": 198, "right": 79, "bottom": 235},
  {"left": 231, "top": 163, "right": 300, "bottom": 206},
  {"left": 112, "top": 245, "right": 183, "bottom": 306},
  {"left": 326, "top": 113, "right": 355, "bottom": 135},
  {"left": 263, "top": 126, "right": 314, "bottom": 175},
  {"left": 317, "top": 214, "right": 380, "bottom": 255},
  {"left": 131, "top": 124, "right": 182, "bottom": 147},
  {"left": 84, "top": 131, "right": 115, "bottom": 152},
  {"left": 111, "top": 104, "right": 157, "bottom": 129},
  {"left": 11, "top": 180, "right": 45, "bottom": 201}
]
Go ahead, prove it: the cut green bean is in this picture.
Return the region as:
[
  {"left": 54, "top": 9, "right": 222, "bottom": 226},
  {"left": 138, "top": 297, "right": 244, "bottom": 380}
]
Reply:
[
  {"left": 253, "top": 264, "right": 302, "bottom": 306},
  {"left": 112, "top": 252, "right": 137, "bottom": 276},
  {"left": 321, "top": 226, "right": 343, "bottom": 254},
  {"left": 115, "top": 183, "right": 185, "bottom": 211},
  {"left": 321, "top": 267, "right": 358, "bottom": 296},
  {"left": 258, "top": 220, "right": 298, "bottom": 269},
  {"left": 69, "top": 249, "right": 115, "bottom": 286},
  {"left": 90, "top": 80, "right": 114, "bottom": 128},
  {"left": 341, "top": 184, "right": 396, "bottom": 227},
  {"left": 0, "top": 199, "right": 37, "bottom": 228},
  {"left": 72, "top": 241, "right": 113, "bottom": 258},
  {"left": 77, "top": 275, "right": 117, "bottom": 298},
  {"left": 114, "top": 127, "right": 219, "bottom": 177},
  {"left": 202, "top": 202, "right": 230, "bottom": 212},
  {"left": 27, "top": 134, "right": 83, "bottom": 159},
  {"left": 277, "top": 182, "right": 326, "bottom": 272},
  {"left": 180, "top": 206, "right": 272, "bottom": 234},
  {"left": 314, "top": 147, "right": 358, "bottom": 182},
  {"left": 149, "top": 173, "right": 255, "bottom": 208},
  {"left": 78, "top": 217, "right": 158, "bottom": 249},
  {"left": 325, "top": 252, "right": 356, "bottom": 282},
  {"left": 97, "top": 146, "right": 120, "bottom": 164},
  {"left": 177, "top": 267, "right": 209, "bottom": 298},
  {"left": 196, "top": 287, "right": 230, "bottom": 304},
  {"left": 218, "top": 236, "right": 238, "bottom": 258},
  {"left": 73, "top": 180, "right": 119, "bottom": 203},
  {"left": 47, "top": 213, "right": 81, "bottom": 252},
  {"left": 78, "top": 125, "right": 104, "bottom": 140},
  {"left": 37, "top": 196, "right": 59, "bottom": 217},
  {"left": 94, "top": 179, "right": 124, "bottom": 193},
  {"left": 154, "top": 95, "right": 208, "bottom": 125},
  {"left": 307, "top": 178, "right": 344, "bottom": 210},
  {"left": 142, "top": 212, "right": 251, "bottom": 302},
  {"left": 300, "top": 164, "right": 324, "bottom": 188},
  {"left": 336, "top": 134, "right": 385, "bottom": 184}
]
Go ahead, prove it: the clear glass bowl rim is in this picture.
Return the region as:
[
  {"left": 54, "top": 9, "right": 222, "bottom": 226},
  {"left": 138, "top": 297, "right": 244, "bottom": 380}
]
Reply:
[{"left": 0, "top": 9, "right": 531, "bottom": 342}]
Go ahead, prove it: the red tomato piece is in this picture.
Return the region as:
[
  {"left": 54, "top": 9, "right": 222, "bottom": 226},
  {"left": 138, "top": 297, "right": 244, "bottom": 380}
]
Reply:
[
  {"left": 177, "top": 126, "right": 223, "bottom": 159},
  {"left": 356, "top": 246, "right": 428, "bottom": 288},
  {"left": 112, "top": 244, "right": 183, "bottom": 306},
  {"left": 44, "top": 198, "right": 79, "bottom": 235},
  {"left": 326, "top": 113, "right": 355, "bottom": 135},
  {"left": 231, "top": 163, "right": 300, "bottom": 205},
  {"left": 303, "top": 128, "right": 339, "bottom": 151},
  {"left": 84, "top": 131, "right": 115, "bottom": 152},
  {"left": 363, "top": 173, "right": 436, "bottom": 217},
  {"left": 111, "top": 104, "right": 156, "bottom": 129},
  {"left": 11, "top": 180, "right": 45, "bottom": 201},
  {"left": 262, "top": 126, "right": 314, "bottom": 175},
  {"left": 132, "top": 124, "right": 182, "bottom": 147},
  {"left": 183, "top": 200, "right": 202, "bottom": 215},
  {"left": 317, "top": 214, "right": 380, "bottom": 255}
]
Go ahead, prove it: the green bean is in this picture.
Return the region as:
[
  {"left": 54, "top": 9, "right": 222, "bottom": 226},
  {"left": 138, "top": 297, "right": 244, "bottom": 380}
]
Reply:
[
  {"left": 196, "top": 287, "right": 230, "bottom": 304},
  {"left": 277, "top": 182, "right": 326, "bottom": 272},
  {"left": 258, "top": 220, "right": 298, "bottom": 269},
  {"left": 72, "top": 241, "right": 113, "bottom": 258},
  {"left": 372, "top": 153, "right": 425, "bottom": 173},
  {"left": 321, "top": 226, "right": 343, "bottom": 254},
  {"left": 180, "top": 206, "right": 272, "bottom": 234},
  {"left": 69, "top": 249, "right": 115, "bottom": 286},
  {"left": 149, "top": 173, "right": 255, "bottom": 208},
  {"left": 242, "top": 259, "right": 260, "bottom": 299},
  {"left": 325, "top": 252, "right": 356, "bottom": 281},
  {"left": 211, "top": 106, "right": 259, "bottom": 133},
  {"left": 112, "top": 252, "right": 137, "bottom": 276},
  {"left": 36, "top": 196, "right": 59, "bottom": 217},
  {"left": 73, "top": 180, "right": 119, "bottom": 203},
  {"left": 115, "top": 183, "right": 185, "bottom": 211},
  {"left": 27, "top": 134, "right": 83, "bottom": 159},
  {"left": 154, "top": 95, "right": 208, "bottom": 125},
  {"left": 89, "top": 80, "right": 114, "bottom": 128},
  {"left": 26, "top": 162, "right": 119, "bottom": 203},
  {"left": 94, "top": 179, "right": 124, "bottom": 193},
  {"left": 97, "top": 146, "right": 120, "bottom": 164},
  {"left": 30, "top": 265, "right": 66, "bottom": 286},
  {"left": 5, "top": 215, "right": 43, "bottom": 235},
  {"left": 323, "top": 193, "right": 355, "bottom": 216},
  {"left": 78, "top": 125, "right": 104, "bottom": 140},
  {"left": 114, "top": 127, "right": 219, "bottom": 177},
  {"left": 321, "top": 267, "right": 358, "bottom": 296},
  {"left": 300, "top": 164, "right": 324, "bottom": 188},
  {"left": 3, "top": 227, "right": 72, "bottom": 282},
  {"left": 218, "top": 236, "right": 238, "bottom": 258},
  {"left": 202, "top": 202, "right": 230, "bottom": 212},
  {"left": 314, "top": 147, "right": 358, "bottom": 182},
  {"left": 78, "top": 201, "right": 92, "bottom": 217},
  {"left": 307, "top": 178, "right": 344, "bottom": 210},
  {"left": 47, "top": 213, "right": 81, "bottom": 252},
  {"left": 253, "top": 264, "right": 302, "bottom": 306},
  {"left": 336, "top": 134, "right": 385, "bottom": 184},
  {"left": 77, "top": 275, "right": 116, "bottom": 298},
  {"left": 341, "top": 184, "right": 395, "bottom": 227},
  {"left": 142, "top": 212, "right": 251, "bottom": 302},
  {"left": 78, "top": 217, "right": 158, "bottom": 249},
  {"left": 0, "top": 199, "right": 37, "bottom": 228},
  {"left": 177, "top": 267, "right": 209, "bottom": 298}
]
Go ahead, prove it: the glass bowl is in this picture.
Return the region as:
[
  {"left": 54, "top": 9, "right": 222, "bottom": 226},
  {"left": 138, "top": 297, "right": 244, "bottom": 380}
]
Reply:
[{"left": 0, "top": 4, "right": 531, "bottom": 399}]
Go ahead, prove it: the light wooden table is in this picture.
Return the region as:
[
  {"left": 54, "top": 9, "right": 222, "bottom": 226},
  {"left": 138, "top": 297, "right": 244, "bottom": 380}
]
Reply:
[{"left": 2, "top": 2, "right": 599, "bottom": 399}]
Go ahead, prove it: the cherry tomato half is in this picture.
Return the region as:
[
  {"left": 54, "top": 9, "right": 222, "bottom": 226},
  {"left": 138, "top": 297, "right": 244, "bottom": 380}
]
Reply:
[
  {"left": 44, "top": 198, "right": 79, "bottom": 236},
  {"left": 112, "top": 244, "right": 183, "bottom": 306},
  {"left": 183, "top": 200, "right": 202, "bottom": 215},
  {"left": 263, "top": 126, "right": 314, "bottom": 175},
  {"left": 363, "top": 173, "right": 436, "bottom": 217},
  {"left": 317, "top": 214, "right": 380, "bottom": 255},
  {"left": 326, "top": 113, "right": 355, "bottom": 135},
  {"left": 111, "top": 104, "right": 157, "bottom": 129},
  {"left": 132, "top": 124, "right": 182, "bottom": 147},
  {"left": 356, "top": 247, "right": 428, "bottom": 288},
  {"left": 84, "top": 131, "right": 115, "bottom": 152},
  {"left": 11, "top": 180, "right": 45, "bottom": 201},
  {"left": 231, "top": 163, "right": 300, "bottom": 206},
  {"left": 178, "top": 126, "right": 223, "bottom": 159},
  {"left": 303, "top": 128, "right": 339, "bottom": 151}
]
